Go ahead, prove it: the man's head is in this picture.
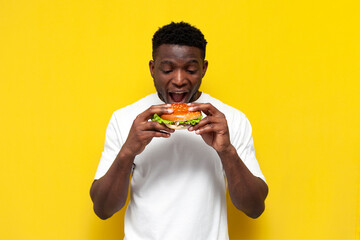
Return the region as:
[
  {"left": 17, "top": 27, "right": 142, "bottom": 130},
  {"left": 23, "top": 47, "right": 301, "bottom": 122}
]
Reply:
[
  {"left": 150, "top": 22, "right": 208, "bottom": 103},
  {"left": 152, "top": 22, "right": 207, "bottom": 60}
]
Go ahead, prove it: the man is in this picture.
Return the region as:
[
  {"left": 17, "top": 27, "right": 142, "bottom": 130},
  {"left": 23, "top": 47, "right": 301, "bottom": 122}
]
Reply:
[{"left": 90, "top": 22, "right": 268, "bottom": 240}]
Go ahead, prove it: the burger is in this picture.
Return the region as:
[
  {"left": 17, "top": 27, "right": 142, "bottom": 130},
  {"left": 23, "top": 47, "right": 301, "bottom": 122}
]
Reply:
[{"left": 152, "top": 103, "right": 202, "bottom": 130}]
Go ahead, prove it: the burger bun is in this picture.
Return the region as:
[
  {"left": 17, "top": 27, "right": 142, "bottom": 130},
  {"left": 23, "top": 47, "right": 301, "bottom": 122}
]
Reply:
[{"left": 164, "top": 123, "right": 192, "bottom": 130}]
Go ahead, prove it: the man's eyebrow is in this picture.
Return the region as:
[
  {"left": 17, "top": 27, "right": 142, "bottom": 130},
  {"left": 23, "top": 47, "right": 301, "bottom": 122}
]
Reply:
[
  {"left": 159, "top": 60, "right": 174, "bottom": 65},
  {"left": 186, "top": 59, "right": 200, "bottom": 64}
]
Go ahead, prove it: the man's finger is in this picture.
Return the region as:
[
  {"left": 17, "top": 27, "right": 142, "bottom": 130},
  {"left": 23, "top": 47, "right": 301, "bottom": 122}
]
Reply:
[
  {"left": 137, "top": 104, "right": 173, "bottom": 121},
  {"left": 187, "top": 102, "right": 222, "bottom": 116},
  {"left": 193, "top": 123, "right": 221, "bottom": 135},
  {"left": 189, "top": 116, "right": 220, "bottom": 131},
  {"left": 144, "top": 120, "right": 175, "bottom": 133},
  {"left": 142, "top": 131, "right": 172, "bottom": 139}
]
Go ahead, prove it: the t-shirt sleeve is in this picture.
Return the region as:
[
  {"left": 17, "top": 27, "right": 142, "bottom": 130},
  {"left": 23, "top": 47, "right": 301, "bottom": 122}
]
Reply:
[
  {"left": 94, "top": 113, "right": 122, "bottom": 180},
  {"left": 231, "top": 113, "right": 266, "bottom": 183}
]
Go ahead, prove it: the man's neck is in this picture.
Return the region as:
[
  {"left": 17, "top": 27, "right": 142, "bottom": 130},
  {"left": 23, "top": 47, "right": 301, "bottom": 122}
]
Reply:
[{"left": 190, "top": 91, "right": 202, "bottom": 102}]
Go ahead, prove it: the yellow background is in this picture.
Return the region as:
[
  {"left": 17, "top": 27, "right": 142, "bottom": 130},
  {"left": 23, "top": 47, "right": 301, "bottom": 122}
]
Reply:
[{"left": 1, "top": 0, "right": 359, "bottom": 239}]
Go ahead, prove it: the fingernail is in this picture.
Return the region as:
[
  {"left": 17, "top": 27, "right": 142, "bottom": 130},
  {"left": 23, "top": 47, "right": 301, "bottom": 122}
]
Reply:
[
  {"left": 188, "top": 107, "right": 194, "bottom": 111},
  {"left": 188, "top": 126, "right": 193, "bottom": 131},
  {"left": 195, "top": 130, "right": 200, "bottom": 134}
]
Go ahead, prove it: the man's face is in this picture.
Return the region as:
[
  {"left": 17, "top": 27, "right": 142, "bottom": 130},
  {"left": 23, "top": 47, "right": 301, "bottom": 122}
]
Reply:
[{"left": 149, "top": 44, "right": 208, "bottom": 103}]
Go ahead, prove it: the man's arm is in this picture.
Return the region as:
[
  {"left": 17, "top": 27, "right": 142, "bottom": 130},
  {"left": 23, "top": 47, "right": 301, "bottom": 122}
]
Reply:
[
  {"left": 218, "top": 145, "right": 268, "bottom": 218},
  {"left": 90, "top": 105, "right": 174, "bottom": 220},
  {"left": 188, "top": 103, "right": 268, "bottom": 218},
  {"left": 90, "top": 148, "right": 134, "bottom": 220}
]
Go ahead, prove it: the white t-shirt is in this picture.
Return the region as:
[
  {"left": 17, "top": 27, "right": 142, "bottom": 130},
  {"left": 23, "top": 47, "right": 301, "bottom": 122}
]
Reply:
[{"left": 94, "top": 93, "right": 266, "bottom": 240}]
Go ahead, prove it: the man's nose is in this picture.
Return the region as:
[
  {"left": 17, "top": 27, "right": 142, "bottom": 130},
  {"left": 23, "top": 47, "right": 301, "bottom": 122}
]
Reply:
[{"left": 172, "top": 69, "right": 186, "bottom": 87}]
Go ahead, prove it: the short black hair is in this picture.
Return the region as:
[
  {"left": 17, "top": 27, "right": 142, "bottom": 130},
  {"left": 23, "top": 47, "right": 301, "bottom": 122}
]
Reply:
[{"left": 152, "top": 21, "right": 207, "bottom": 60}]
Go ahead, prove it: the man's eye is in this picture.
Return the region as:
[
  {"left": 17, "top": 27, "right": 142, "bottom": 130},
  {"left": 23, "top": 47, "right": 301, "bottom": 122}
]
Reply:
[
  {"left": 162, "top": 70, "right": 172, "bottom": 74},
  {"left": 187, "top": 70, "right": 197, "bottom": 74}
]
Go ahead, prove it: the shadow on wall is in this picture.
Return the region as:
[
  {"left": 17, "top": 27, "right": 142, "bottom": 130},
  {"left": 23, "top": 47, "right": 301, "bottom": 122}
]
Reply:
[
  {"left": 226, "top": 193, "right": 260, "bottom": 239},
  {"left": 88, "top": 209, "right": 126, "bottom": 240}
]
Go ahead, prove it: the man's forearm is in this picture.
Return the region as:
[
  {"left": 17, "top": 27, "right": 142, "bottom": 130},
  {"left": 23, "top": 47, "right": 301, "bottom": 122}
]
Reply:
[
  {"left": 90, "top": 148, "right": 134, "bottom": 220},
  {"left": 218, "top": 145, "right": 268, "bottom": 218}
]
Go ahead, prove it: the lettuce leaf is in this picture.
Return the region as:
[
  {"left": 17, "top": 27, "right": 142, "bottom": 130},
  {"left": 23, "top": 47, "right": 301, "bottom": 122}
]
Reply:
[
  {"left": 151, "top": 113, "right": 202, "bottom": 125},
  {"left": 151, "top": 114, "right": 175, "bottom": 124}
]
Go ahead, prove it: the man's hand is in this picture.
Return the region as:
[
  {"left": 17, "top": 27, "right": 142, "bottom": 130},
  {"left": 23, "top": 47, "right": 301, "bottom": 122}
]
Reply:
[
  {"left": 187, "top": 103, "right": 230, "bottom": 153},
  {"left": 122, "top": 104, "right": 175, "bottom": 157},
  {"left": 188, "top": 102, "right": 268, "bottom": 218},
  {"left": 90, "top": 104, "right": 174, "bottom": 220}
]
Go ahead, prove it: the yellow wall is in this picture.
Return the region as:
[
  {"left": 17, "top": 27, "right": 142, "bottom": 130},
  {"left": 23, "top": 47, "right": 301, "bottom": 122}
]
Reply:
[{"left": 1, "top": 0, "right": 359, "bottom": 239}]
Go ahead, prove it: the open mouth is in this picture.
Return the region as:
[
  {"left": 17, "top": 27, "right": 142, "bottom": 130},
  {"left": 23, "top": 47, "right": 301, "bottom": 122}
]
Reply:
[{"left": 169, "top": 92, "right": 188, "bottom": 103}]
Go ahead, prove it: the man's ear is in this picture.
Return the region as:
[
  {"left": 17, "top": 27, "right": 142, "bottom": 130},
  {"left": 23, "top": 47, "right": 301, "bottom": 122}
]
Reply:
[
  {"left": 149, "top": 60, "right": 155, "bottom": 78},
  {"left": 202, "top": 60, "right": 208, "bottom": 78}
]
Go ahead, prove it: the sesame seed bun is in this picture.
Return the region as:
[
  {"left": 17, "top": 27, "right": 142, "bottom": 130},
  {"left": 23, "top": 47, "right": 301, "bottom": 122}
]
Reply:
[
  {"left": 161, "top": 103, "right": 201, "bottom": 121},
  {"left": 164, "top": 123, "right": 192, "bottom": 130},
  {"left": 159, "top": 103, "right": 202, "bottom": 130}
]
